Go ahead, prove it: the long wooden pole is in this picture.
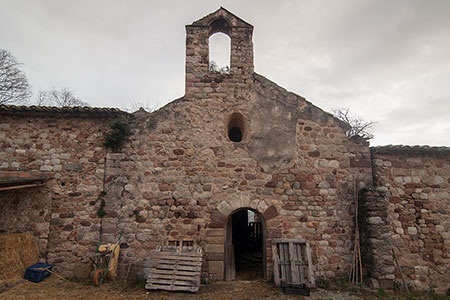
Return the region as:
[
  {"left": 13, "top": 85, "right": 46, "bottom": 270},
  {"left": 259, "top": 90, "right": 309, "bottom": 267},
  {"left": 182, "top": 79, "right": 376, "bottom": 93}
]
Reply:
[
  {"left": 33, "top": 268, "right": 71, "bottom": 283},
  {"left": 392, "top": 248, "right": 410, "bottom": 294},
  {"left": 349, "top": 241, "right": 355, "bottom": 282},
  {"left": 0, "top": 183, "right": 44, "bottom": 191},
  {"left": 356, "top": 187, "right": 363, "bottom": 283},
  {"left": 349, "top": 180, "right": 363, "bottom": 284}
]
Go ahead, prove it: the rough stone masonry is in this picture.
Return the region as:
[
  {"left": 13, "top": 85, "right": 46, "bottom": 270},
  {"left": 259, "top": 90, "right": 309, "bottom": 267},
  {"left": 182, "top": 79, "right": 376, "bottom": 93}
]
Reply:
[{"left": 0, "top": 8, "right": 448, "bottom": 293}]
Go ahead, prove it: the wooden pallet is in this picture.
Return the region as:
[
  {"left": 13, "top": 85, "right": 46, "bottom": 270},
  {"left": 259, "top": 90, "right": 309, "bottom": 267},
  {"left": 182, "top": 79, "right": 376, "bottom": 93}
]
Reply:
[
  {"left": 145, "top": 246, "right": 203, "bottom": 292},
  {"left": 272, "top": 239, "right": 315, "bottom": 287}
]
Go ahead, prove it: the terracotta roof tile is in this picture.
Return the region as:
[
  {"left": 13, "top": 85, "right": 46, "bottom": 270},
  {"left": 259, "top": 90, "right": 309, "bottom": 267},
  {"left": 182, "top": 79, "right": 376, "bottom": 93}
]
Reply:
[
  {"left": 0, "top": 104, "right": 127, "bottom": 116},
  {"left": 371, "top": 145, "right": 450, "bottom": 155}
]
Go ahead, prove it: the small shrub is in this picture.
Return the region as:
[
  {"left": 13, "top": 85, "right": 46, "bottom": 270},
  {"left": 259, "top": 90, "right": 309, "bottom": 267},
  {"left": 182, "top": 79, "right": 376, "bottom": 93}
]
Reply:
[
  {"left": 97, "top": 199, "right": 107, "bottom": 218},
  {"left": 349, "top": 286, "right": 359, "bottom": 294},
  {"left": 376, "top": 287, "right": 387, "bottom": 299},
  {"left": 317, "top": 277, "right": 331, "bottom": 289},
  {"left": 334, "top": 274, "right": 347, "bottom": 287},
  {"left": 104, "top": 119, "right": 131, "bottom": 151},
  {"left": 406, "top": 294, "right": 417, "bottom": 300},
  {"left": 428, "top": 287, "right": 450, "bottom": 300},
  {"left": 209, "top": 61, "right": 230, "bottom": 74},
  {"left": 200, "top": 277, "right": 212, "bottom": 285}
]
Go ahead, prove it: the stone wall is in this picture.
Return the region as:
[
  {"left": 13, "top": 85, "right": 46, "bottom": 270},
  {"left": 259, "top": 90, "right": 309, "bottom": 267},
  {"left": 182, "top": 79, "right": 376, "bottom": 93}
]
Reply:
[
  {"left": 372, "top": 147, "right": 450, "bottom": 293},
  {"left": 1, "top": 9, "right": 447, "bottom": 293},
  {"left": 0, "top": 109, "right": 120, "bottom": 276},
  {"left": 359, "top": 188, "right": 394, "bottom": 289},
  {"left": 0, "top": 9, "right": 374, "bottom": 283},
  {"left": 0, "top": 184, "right": 52, "bottom": 258},
  {"left": 98, "top": 72, "right": 372, "bottom": 281}
]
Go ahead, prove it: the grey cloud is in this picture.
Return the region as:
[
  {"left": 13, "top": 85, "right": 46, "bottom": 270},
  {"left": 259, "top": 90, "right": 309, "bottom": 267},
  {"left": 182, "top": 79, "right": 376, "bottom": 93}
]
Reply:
[{"left": 1, "top": 0, "right": 449, "bottom": 146}]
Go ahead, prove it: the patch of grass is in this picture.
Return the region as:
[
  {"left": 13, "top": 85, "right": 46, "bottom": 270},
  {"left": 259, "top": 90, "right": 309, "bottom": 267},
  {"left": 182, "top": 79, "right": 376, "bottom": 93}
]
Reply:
[
  {"left": 126, "top": 278, "right": 146, "bottom": 289},
  {"left": 428, "top": 289, "right": 450, "bottom": 300},
  {"left": 376, "top": 287, "right": 388, "bottom": 299},
  {"left": 406, "top": 294, "right": 417, "bottom": 300},
  {"left": 316, "top": 277, "right": 331, "bottom": 289},
  {"left": 349, "top": 286, "right": 360, "bottom": 294},
  {"left": 201, "top": 277, "right": 212, "bottom": 285}
]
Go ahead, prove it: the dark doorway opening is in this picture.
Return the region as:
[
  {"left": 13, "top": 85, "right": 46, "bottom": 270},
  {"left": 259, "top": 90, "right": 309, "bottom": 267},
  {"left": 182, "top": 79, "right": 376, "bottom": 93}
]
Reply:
[{"left": 225, "top": 209, "right": 264, "bottom": 280}]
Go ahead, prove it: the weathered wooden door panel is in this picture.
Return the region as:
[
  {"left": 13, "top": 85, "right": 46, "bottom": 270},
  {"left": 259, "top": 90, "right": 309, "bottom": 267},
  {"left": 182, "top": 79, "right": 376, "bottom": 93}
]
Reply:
[{"left": 272, "top": 239, "right": 314, "bottom": 287}]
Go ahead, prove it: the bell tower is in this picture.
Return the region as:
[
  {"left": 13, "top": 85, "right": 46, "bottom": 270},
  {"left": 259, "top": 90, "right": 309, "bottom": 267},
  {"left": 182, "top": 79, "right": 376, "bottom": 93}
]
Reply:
[{"left": 185, "top": 8, "right": 254, "bottom": 98}]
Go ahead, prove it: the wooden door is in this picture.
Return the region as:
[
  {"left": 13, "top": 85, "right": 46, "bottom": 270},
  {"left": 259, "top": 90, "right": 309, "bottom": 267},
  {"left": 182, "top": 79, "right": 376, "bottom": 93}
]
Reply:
[
  {"left": 272, "top": 239, "right": 315, "bottom": 286},
  {"left": 224, "top": 216, "right": 236, "bottom": 280}
]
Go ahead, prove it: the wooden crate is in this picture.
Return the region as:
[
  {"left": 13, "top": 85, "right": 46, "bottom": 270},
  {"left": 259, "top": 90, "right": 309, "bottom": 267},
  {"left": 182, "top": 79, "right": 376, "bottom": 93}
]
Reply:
[
  {"left": 272, "top": 239, "right": 314, "bottom": 287},
  {"left": 145, "top": 246, "right": 203, "bottom": 292}
]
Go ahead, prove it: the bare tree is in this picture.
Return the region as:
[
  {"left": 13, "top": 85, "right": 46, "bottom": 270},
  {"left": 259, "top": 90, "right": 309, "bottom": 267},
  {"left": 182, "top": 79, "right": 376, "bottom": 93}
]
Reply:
[
  {"left": 37, "top": 87, "right": 89, "bottom": 107},
  {"left": 128, "top": 100, "right": 160, "bottom": 113},
  {"left": 0, "top": 49, "right": 31, "bottom": 105},
  {"left": 332, "top": 107, "right": 376, "bottom": 140}
]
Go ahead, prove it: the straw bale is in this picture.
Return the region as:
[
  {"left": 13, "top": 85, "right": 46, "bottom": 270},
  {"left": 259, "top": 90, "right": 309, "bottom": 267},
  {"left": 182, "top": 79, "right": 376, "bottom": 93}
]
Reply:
[{"left": 0, "top": 233, "right": 38, "bottom": 285}]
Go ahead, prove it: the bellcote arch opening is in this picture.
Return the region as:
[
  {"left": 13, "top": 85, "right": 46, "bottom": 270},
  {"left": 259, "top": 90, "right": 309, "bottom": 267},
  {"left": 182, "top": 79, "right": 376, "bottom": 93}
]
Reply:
[{"left": 208, "top": 18, "right": 231, "bottom": 74}]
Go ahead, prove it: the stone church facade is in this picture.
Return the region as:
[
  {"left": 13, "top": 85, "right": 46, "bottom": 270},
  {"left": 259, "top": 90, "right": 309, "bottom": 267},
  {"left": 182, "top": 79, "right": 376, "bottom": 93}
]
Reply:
[{"left": 0, "top": 8, "right": 448, "bottom": 293}]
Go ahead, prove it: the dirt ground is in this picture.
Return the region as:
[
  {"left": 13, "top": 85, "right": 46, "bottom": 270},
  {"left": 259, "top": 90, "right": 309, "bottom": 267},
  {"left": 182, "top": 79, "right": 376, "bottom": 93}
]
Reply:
[{"left": 1, "top": 276, "right": 449, "bottom": 300}]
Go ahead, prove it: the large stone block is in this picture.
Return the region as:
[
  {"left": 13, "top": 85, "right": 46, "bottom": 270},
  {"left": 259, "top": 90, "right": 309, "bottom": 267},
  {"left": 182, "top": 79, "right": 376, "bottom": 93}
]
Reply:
[
  {"left": 73, "top": 262, "right": 93, "bottom": 279},
  {"left": 208, "top": 261, "right": 224, "bottom": 280},
  {"left": 350, "top": 157, "right": 371, "bottom": 168},
  {"left": 64, "top": 164, "right": 83, "bottom": 171},
  {"left": 206, "top": 229, "right": 224, "bottom": 237},
  {"left": 205, "top": 244, "right": 223, "bottom": 253},
  {"left": 263, "top": 205, "right": 278, "bottom": 220},
  {"left": 209, "top": 209, "right": 226, "bottom": 228}
]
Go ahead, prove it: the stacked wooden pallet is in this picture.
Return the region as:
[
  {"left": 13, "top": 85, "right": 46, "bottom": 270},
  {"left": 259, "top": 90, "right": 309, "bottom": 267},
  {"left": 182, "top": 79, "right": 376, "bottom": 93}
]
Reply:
[{"left": 146, "top": 246, "right": 203, "bottom": 292}]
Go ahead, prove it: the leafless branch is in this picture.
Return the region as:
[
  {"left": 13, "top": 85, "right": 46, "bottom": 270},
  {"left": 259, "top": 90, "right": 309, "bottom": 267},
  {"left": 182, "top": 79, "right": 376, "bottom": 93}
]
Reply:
[
  {"left": 0, "top": 49, "right": 31, "bottom": 105},
  {"left": 124, "top": 100, "right": 160, "bottom": 113},
  {"left": 332, "top": 107, "right": 376, "bottom": 140},
  {"left": 36, "top": 87, "right": 89, "bottom": 107}
]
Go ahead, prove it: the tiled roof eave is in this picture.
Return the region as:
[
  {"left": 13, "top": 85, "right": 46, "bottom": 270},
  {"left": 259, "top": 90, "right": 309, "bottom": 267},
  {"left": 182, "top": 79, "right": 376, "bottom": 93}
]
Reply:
[
  {"left": 371, "top": 145, "right": 450, "bottom": 155},
  {"left": 0, "top": 171, "right": 54, "bottom": 188},
  {"left": 0, "top": 105, "right": 127, "bottom": 117}
]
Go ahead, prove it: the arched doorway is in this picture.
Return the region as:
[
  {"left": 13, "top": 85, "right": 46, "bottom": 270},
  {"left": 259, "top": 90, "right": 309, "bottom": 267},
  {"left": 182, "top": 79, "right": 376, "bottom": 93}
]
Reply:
[{"left": 224, "top": 208, "right": 266, "bottom": 280}]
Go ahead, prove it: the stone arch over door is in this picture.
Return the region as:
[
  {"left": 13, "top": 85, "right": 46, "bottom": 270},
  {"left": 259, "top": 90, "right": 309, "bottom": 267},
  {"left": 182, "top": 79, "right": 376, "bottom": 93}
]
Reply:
[{"left": 207, "top": 194, "right": 280, "bottom": 281}]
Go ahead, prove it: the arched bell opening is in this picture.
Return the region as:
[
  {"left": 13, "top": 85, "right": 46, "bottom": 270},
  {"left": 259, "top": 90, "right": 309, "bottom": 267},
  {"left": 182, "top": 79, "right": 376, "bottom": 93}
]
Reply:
[{"left": 208, "top": 18, "right": 232, "bottom": 74}]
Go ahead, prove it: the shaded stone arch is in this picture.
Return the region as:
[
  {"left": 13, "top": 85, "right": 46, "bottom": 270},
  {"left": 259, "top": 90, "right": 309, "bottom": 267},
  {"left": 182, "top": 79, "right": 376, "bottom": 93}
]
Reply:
[
  {"left": 208, "top": 17, "right": 232, "bottom": 37},
  {"left": 210, "top": 194, "right": 278, "bottom": 227},
  {"left": 208, "top": 18, "right": 232, "bottom": 72},
  {"left": 207, "top": 194, "right": 280, "bottom": 281}
]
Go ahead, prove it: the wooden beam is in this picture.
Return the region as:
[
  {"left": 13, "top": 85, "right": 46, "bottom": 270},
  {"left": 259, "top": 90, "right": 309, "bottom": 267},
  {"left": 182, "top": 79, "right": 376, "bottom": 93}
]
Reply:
[{"left": 0, "top": 183, "right": 44, "bottom": 191}]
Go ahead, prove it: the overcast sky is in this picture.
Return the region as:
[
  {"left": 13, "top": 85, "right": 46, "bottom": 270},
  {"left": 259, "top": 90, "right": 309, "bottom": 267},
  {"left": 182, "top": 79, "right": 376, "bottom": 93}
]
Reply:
[{"left": 1, "top": 0, "right": 449, "bottom": 146}]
